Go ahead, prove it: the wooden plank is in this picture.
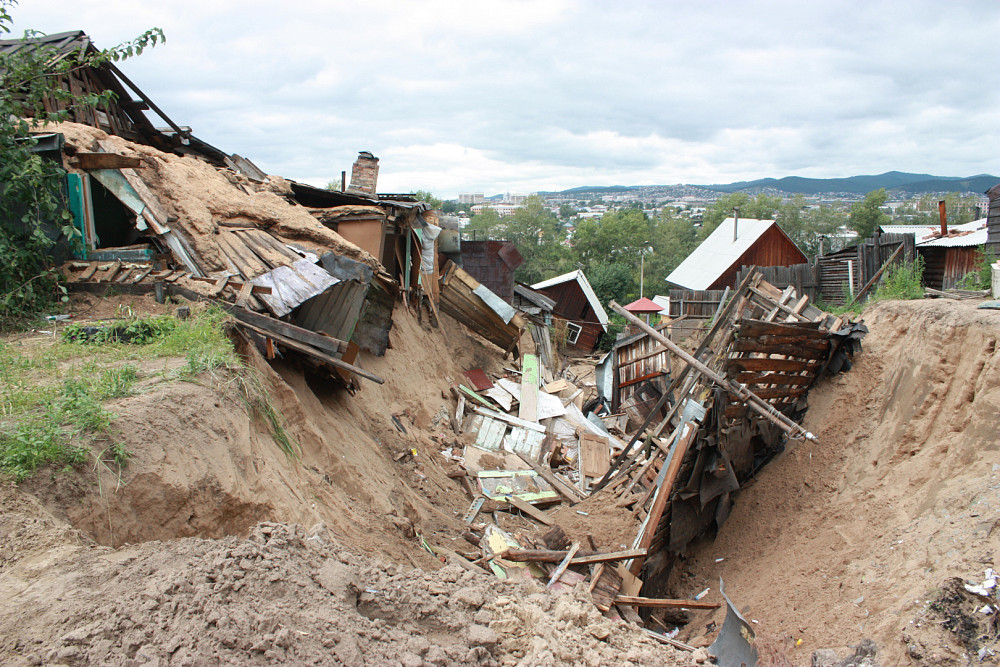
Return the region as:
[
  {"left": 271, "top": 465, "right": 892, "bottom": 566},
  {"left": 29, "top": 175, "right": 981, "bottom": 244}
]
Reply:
[
  {"left": 221, "top": 303, "right": 348, "bottom": 355},
  {"left": 505, "top": 427, "right": 545, "bottom": 460},
  {"left": 547, "top": 541, "right": 581, "bottom": 587},
  {"left": 727, "top": 358, "right": 820, "bottom": 373},
  {"left": 78, "top": 263, "right": 100, "bottom": 281},
  {"left": 732, "top": 340, "right": 829, "bottom": 358},
  {"left": 735, "top": 371, "right": 816, "bottom": 386},
  {"left": 580, "top": 433, "right": 610, "bottom": 479},
  {"left": 211, "top": 275, "right": 230, "bottom": 296},
  {"left": 453, "top": 395, "right": 466, "bottom": 436},
  {"left": 738, "top": 319, "right": 826, "bottom": 339},
  {"left": 737, "top": 386, "right": 808, "bottom": 400},
  {"left": 613, "top": 596, "right": 720, "bottom": 610},
  {"left": 514, "top": 452, "right": 586, "bottom": 503},
  {"left": 460, "top": 384, "right": 499, "bottom": 409},
  {"left": 518, "top": 353, "right": 539, "bottom": 422},
  {"left": 472, "top": 405, "right": 546, "bottom": 433},
  {"left": 474, "top": 416, "right": 506, "bottom": 451},
  {"left": 234, "top": 281, "right": 254, "bottom": 308},
  {"left": 71, "top": 152, "right": 143, "bottom": 169},
  {"left": 506, "top": 495, "right": 554, "bottom": 525}
]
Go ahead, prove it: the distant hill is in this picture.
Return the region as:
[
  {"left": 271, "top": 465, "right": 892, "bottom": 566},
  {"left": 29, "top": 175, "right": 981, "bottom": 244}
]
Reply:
[
  {"left": 701, "top": 171, "right": 997, "bottom": 195},
  {"left": 538, "top": 172, "right": 998, "bottom": 199}
]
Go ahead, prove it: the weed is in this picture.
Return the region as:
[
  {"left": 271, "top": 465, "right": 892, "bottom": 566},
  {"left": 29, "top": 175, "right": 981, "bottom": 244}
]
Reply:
[
  {"left": 873, "top": 256, "right": 925, "bottom": 302},
  {"left": 98, "top": 365, "right": 138, "bottom": 399},
  {"left": 956, "top": 246, "right": 997, "bottom": 291}
]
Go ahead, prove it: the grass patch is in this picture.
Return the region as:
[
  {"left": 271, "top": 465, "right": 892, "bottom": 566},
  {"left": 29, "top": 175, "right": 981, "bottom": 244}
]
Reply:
[{"left": 1, "top": 306, "right": 296, "bottom": 482}]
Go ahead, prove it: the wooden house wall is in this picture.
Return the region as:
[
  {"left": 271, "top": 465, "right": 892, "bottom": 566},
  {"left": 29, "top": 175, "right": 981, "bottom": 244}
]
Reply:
[
  {"left": 537, "top": 281, "right": 603, "bottom": 352},
  {"left": 924, "top": 247, "right": 980, "bottom": 290},
  {"left": 460, "top": 240, "right": 516, "bottom": 303},
  {"left": 988, "top": 187, "right": 1000, "bottom": 256},
  {"left": 708, "top": 226, "right": 808, "bottom": 290}
]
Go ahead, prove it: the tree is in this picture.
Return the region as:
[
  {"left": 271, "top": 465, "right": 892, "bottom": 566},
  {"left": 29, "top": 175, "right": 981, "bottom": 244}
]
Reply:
[
  {"left": 558, "top": 203, "right": 576, "bottom": 219},
  {"left": 848, "top": 188, "right": 890, "bottom": 239},
  {"left": 700, "top": 192, "right": 781, "bottom": 239},
  {"left": 463, "top": 207, "right": 501, "bottom": 234},
  {"left": 572, "top": 208, "right": 651, "bottom": 272},
  {"left": 643, "top": 217, "right": 699, "bottom": 290},
  {"left": 588, "top": 262, "right": 635, "bottom": 311},
  {"left": 413, "top": 190, "right": 442, "bottom": 209},
  {"left": 0, "top": 2, "right": 163, "bottom": 326}
]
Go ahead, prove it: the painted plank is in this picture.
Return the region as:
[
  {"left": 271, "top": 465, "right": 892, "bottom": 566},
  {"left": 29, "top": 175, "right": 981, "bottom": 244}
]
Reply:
[
  {"left": 519, "top": 353, "right": 539, "bottom": 422},
  {"left": 471, "top": 406, "right": 546, "bottom": 433},
  {"left": 504, "top": 426, "right": 545, "bottom": 460},
  {"left": 474, "top": 416, "right": 506, "bottom": 451}
]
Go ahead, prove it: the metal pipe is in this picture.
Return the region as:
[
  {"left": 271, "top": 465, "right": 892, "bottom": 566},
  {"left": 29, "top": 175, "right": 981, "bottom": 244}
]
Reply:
[
  {"left": 938, "top": 200, "right": 947, "bottom": 236},
  {"left": 733, "top": 206, "right": 740, "bottom": 242}
]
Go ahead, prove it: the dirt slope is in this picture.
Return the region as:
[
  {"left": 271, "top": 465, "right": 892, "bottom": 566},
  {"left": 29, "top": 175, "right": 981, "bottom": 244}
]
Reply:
[
  {"left": 675, "top": 299, "right": 1000, "bottom": 665},
  {"left": 1, "top": 296, "right": 697, "bottom": 665}
]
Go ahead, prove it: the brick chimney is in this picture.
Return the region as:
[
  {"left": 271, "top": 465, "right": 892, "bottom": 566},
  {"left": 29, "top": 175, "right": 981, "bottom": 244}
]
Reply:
[{"left": 348, "top": 151, "right": 379, "bottom": 195}]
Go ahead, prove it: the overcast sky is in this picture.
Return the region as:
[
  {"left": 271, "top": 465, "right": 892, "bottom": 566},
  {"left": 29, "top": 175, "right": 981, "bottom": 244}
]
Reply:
[{"left": 9, "top": 1, "right": 1000, "bottom": 197}]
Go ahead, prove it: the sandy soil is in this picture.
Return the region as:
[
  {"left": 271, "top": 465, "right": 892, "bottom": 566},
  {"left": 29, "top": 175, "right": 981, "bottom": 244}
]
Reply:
[
  {"left": 0, "top": 296, "right": 698, "bottom": 665},
  {"left": 675, "top": 298, "right": 1000, "bottom": 665},
  {"left": 4, "top": 294, "right": 999, "bottom": 665}
]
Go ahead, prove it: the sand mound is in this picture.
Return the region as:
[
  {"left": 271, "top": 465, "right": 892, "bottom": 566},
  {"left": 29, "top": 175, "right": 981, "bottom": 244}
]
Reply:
[
  {"left": 45, "top": 121, "right": 379, "bottom": 271},
  {"left": 676, "top": 298, "right": 1000, "bottom": 665}
]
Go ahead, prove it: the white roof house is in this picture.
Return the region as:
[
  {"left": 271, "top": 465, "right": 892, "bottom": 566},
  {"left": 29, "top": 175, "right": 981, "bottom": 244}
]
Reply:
[
  {"left": 531, "top": 270, "right": 610, "bottom": 331},
  {"left": 666, "top": 218, "right": 805, "bottom": 290}
]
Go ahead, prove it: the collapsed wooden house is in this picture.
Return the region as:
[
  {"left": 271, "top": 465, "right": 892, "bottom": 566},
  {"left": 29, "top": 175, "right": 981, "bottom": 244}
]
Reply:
[
  {"left": 531, "top": 270, "right": 610, "bottom": 353},
  {"left": 438, "top": 268, "right": 865, "bottom": 645}
]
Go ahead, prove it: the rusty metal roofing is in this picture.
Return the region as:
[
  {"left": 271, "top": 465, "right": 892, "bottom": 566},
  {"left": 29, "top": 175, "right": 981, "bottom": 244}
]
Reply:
[{"left": 879, "top": 219, "right": 987, "bottom": 248}]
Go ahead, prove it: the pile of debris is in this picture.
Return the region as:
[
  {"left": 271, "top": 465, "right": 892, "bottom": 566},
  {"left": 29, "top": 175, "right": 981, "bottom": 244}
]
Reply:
[{"left": 427, "top": 268, "right": 867, "bottom": 655}]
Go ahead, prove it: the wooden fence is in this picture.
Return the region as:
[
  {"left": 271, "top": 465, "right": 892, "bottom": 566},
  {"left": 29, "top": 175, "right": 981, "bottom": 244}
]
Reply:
[{"left": 735, "top": 233, "right": 916, "bottom": 306}]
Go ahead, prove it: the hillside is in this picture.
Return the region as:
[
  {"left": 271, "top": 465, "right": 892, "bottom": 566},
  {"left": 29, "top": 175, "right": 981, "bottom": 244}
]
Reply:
[{"left": 539, "top": 172, "right": 998, "bottom": 199}]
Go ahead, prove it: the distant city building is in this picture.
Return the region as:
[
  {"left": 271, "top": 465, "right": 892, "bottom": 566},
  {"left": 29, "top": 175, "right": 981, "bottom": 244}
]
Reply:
[
  {"left": 471, "top": 203, "right": 520, "bottom": 217},
  {"left": 459, "top": 193, "right": 485, "bottom": 205}
]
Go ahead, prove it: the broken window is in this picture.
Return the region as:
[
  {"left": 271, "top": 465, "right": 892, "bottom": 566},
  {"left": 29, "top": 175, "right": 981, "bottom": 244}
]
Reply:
[{"left": 566, "top": 322, "right": 582, "bottom": 345}]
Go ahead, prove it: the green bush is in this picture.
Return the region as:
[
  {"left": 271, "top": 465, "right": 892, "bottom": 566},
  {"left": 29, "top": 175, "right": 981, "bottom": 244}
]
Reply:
[
  {"left": 956, "top": 246, "right": 997, "bottom": 291},
  {"left": 873, "top": 256, "right": 925, "bottom": 301}
]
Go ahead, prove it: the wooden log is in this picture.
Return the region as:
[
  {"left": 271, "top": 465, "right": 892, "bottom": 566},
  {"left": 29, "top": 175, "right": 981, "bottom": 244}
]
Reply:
[{"left": 613, "top": 595, "right": 720, "bottom": 610}]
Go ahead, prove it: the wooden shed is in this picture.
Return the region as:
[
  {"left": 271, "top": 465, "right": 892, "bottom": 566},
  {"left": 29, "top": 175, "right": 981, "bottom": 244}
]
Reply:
[
  {"left": 531, "top": 270, "right": 609, "bottom": 353},
  {"left": 880, "top": 221, "right": 987, "bottom": 290},
  {"left": 666, "top": 218, "right": 807, "bottom": 291}
]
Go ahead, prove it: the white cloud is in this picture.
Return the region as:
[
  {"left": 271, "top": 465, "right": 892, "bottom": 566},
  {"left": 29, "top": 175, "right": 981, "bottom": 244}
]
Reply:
[{"left": 8, "top": 0, "right": 1000, "bottom": 197}]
